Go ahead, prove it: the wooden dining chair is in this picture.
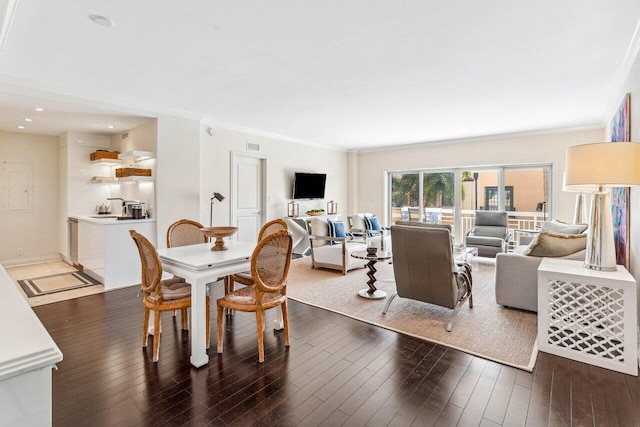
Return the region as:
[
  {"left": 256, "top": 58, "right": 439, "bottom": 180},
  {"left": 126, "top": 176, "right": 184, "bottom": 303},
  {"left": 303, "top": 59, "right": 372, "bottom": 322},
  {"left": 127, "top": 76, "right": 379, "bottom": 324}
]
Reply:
[
  {"left": 225, "top": 218, "right": 289, "bottom": 294},
  {"left": 217, "top": 229, "right": 293, "bottom": 362},
  {"left": 166, "top": 219, "right": 209, "bottom": 323},
  {"left": 130, "top": 230, "right": 210, "bottom": 362},
  {"left": 166, "top": 219, "right": 208, "bottom": 248}
]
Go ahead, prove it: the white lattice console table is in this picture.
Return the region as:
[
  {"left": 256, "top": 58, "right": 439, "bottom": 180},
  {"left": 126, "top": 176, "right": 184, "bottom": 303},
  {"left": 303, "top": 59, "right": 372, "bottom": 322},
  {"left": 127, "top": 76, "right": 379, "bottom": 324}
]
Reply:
[{"left": 537, "top": 258, "right": 638, "bottom": 375}]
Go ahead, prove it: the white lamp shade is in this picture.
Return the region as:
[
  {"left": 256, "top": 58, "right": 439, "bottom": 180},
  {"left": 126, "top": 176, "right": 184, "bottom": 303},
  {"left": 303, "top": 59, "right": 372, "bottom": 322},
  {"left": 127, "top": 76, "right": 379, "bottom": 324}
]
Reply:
[
  {"left": 565, "top": 142, "right": 640, "bottom": 187},
  {"left": 562, "top": 172, "right": 599, "bottom": 193}
]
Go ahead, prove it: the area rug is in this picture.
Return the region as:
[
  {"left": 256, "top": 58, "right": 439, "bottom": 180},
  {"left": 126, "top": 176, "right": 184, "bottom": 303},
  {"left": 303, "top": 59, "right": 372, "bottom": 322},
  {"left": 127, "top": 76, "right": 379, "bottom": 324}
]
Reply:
[
  {"left": 286, "top": 257, "right": 538, "bottom": 371},
  {"left": 6, "top": 261, "right": 105, "bottom": 307}
]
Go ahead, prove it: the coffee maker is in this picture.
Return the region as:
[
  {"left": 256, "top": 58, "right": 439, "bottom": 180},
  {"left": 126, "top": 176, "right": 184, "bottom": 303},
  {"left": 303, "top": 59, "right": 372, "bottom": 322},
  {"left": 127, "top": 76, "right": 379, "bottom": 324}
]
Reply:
[{"left": 124, "top": 200, "right": 145, "bottom": 219}]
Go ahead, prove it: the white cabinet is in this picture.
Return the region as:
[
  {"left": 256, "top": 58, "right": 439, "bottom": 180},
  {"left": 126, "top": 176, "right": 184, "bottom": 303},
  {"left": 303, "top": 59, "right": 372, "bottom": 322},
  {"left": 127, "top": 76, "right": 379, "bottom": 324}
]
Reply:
[
  {"left": 538, "top": 258, "right": 638, "bottom": 375},
  {"left": 0, "top": 265, "right": 62, "bottom": 426},
  {"left": 77, "top": 216, "right": 156, "bottom": 290}
]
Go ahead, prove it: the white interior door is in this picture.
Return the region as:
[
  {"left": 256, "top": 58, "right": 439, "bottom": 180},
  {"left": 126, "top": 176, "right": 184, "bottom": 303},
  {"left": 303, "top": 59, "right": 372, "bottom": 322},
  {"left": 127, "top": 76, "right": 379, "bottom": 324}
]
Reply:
[{"left": 231, "top": 154, "right": 265, "bottom": 243}]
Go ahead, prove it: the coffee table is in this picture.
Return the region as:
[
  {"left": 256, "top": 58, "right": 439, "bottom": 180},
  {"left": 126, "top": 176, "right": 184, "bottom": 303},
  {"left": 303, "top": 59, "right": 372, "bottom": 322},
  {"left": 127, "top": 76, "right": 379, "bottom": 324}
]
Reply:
[{"left": 351, "top": 250, "right": 393, "bottom": 299}]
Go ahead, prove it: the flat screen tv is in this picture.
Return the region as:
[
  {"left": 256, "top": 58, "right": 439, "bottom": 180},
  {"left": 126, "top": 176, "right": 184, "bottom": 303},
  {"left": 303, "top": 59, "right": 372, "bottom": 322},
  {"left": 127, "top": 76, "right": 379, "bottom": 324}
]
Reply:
[{"left": 292, "top": 172, "right": 326, "bottom": 200}]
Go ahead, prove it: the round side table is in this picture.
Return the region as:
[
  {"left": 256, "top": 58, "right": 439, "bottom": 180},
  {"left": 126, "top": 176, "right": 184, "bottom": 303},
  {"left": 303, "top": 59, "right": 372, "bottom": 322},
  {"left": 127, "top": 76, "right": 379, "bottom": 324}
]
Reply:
[{"left": 351, "top": 250, "right": 393, "bottom": 299}]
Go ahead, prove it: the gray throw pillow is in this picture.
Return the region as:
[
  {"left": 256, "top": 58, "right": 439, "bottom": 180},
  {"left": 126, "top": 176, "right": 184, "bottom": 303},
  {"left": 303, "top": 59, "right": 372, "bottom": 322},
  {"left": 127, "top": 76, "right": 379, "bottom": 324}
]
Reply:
[
  {"left": 523, "top": 230, "right": 587, "bottom": 257},
  {"left": 541, "top": 220, "right": 587, "bottom": 235}
]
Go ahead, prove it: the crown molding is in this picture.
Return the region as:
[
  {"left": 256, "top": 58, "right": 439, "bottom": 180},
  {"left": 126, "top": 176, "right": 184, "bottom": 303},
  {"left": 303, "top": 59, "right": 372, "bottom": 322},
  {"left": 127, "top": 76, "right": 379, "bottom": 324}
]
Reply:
[
  {"left": 0, "top": 73, "right": 204, "bottom": 121},
  {"left": 0, "top": 0, "right": 18, "bottom": 57},
  {"left": 200, "top": 117, "right": 347, "bottom": 152},
  {"left": 354, "top": 124, "right": 604, "bottom": 154},
  {"left": 602, "top": 16, "right": 640, "bottom": 121}
]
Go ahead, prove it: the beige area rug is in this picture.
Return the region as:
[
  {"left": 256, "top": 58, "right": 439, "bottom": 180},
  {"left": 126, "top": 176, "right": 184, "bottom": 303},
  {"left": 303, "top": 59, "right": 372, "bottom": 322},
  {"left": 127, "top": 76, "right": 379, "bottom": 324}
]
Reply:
[
  {"left": 286, "top": 257, "right": 538, "bottom": 371},
  {"left": 5, "top": 261, "right": 105, "bottom": 307}
]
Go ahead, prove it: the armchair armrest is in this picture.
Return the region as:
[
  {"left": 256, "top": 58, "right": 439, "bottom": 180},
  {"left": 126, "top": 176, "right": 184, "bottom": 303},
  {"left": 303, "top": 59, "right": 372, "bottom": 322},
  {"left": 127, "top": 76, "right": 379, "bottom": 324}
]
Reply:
[{"left": 309, "top": 235, "right": 347, "bottom": 245}]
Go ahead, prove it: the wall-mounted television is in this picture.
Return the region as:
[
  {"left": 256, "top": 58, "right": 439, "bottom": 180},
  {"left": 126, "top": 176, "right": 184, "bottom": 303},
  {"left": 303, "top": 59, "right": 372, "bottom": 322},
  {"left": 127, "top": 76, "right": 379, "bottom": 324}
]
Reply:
[{"left": 292, "top": 172, "right": 326, "bottom": 200}]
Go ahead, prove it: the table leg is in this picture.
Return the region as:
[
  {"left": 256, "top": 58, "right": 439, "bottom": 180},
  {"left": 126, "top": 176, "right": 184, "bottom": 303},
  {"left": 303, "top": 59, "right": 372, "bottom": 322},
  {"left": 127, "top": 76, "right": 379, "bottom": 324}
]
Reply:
[
  {"left": 190, "top": 276, "right": 209, "bottom": 368},
  {"left": 358, "top": 259, "right": 387, "bottom": 299}
]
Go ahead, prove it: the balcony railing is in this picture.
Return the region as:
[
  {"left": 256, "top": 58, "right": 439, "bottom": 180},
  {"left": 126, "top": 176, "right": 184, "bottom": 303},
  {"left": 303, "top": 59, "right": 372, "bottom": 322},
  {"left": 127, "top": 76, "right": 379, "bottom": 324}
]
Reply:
[{"left": 391, "top": 207, "right": 545, "bottom": 248}]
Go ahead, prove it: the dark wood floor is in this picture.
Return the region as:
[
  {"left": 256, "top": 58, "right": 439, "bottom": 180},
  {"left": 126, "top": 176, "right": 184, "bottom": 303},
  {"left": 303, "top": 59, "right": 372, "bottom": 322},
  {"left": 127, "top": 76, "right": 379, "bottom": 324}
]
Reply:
[{"left": 34, "top": 285, "right": 640, "bottom": 427}]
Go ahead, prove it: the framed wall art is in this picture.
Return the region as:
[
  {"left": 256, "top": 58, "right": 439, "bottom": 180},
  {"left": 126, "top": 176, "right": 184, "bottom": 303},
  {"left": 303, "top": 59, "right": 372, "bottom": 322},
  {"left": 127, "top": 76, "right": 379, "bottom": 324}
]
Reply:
[{"left": 610, "top": 93, "right": 631, "bottom": 268}]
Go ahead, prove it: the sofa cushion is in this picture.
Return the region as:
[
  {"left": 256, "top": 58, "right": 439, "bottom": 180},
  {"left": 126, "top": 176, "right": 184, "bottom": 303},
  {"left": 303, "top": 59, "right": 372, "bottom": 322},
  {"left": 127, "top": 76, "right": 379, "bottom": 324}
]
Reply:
[
  {"left": 466, "top": 235, "right": 504, "bottom": 247},
  {"left": 474, "top": 211, "right": 508, "bottom": 227},
  {"left": 468, "top": 225, "right": 507, "bottom": 239},
  {"left": 541, "top": 220, "right": 587, "bottom": 235},
  {"left": 350, "top": 213, "right": 373, "bottom": 231},
  {"left": 313, "top": 242, "right": 367, "bottom": 266},
  {"left": 309, "top": 217, "right": 329, "bottom": 247},
  {"left": 523, "top": 230, "right": 587, "bottom": 257}
]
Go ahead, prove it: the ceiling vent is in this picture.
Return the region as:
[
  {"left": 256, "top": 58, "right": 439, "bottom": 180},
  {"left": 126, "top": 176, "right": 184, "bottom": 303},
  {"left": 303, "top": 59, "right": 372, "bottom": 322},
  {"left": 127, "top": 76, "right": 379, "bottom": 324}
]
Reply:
[{"left": 246, "top": 142, "right": 260, "bottom": 151}]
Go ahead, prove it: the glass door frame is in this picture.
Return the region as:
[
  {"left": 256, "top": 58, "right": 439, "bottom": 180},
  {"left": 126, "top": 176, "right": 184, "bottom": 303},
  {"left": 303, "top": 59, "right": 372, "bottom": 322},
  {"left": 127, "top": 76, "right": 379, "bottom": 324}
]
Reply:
[{"left": 386, "top": 163, "right": 553, "bottom": 246}]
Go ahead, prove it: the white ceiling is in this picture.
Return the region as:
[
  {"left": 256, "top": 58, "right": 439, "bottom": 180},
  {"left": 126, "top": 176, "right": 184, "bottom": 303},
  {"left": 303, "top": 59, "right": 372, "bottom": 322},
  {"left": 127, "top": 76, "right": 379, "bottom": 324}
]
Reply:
[{"left": 1, "top": 1, "right": 640, "bottom": 149}]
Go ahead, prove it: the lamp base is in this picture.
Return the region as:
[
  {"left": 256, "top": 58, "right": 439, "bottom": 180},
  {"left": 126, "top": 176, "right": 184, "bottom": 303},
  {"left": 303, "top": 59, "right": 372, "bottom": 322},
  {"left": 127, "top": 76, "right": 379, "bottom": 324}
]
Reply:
[
  {"left": 573, "top": 193, "right": 587, "bottom": 225},
  {"left": 584, "top": 191, "right": 617, "bottom": 271}
]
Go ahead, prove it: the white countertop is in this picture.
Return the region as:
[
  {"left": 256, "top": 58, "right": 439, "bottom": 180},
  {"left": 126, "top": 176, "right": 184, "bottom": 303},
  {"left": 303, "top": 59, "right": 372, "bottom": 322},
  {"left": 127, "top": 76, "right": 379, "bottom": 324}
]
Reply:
[
  {"left": 72, "top": 215, "right": 155, "bottom": 225},
  {"left": 0, "top": 265, "right": 62, "bottom": 381}
]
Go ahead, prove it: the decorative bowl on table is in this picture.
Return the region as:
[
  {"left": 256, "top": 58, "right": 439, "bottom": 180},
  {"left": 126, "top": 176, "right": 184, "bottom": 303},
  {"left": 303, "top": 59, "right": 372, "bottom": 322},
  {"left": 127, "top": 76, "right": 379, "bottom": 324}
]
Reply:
[{"left": 200, "top": 226, "right": 238, "bottom": 251}]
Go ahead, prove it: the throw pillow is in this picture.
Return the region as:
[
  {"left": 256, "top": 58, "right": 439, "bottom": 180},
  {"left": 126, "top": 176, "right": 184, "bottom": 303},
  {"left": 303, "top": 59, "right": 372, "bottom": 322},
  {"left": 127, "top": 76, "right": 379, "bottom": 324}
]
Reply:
[
  {"left": 364, "top": 216, "right": 381, "bottom": 231},
  {"left": 541, "top": 219, "right": 587, "bottom": 235},
  {"left": 327, "top": 219, "right": 347, "bottom": 245},
  {"left": 523, "top": 230, "right": 587, "bottom": 257}
]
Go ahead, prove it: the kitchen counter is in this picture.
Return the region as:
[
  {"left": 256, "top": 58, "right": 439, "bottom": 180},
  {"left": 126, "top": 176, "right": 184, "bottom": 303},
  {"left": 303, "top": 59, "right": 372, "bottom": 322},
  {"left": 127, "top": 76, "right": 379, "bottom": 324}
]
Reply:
[
  {"left": 73, "top": 215, "right": 156, "bottom": 289},
  {"left": 0, "top": 264, "right": 62, "bottom": 425},
  {"left": 72, "top": 215, "right": 155, "bottom": 224}
]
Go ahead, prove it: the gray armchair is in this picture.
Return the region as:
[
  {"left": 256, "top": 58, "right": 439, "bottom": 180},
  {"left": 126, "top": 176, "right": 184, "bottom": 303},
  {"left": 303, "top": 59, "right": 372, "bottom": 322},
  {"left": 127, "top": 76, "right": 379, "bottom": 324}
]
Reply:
[
  {"left": 465, "top": 211, "right": 510, "bottom": 258},
  {"left": 384, "top": 224, "right": 473, "bottom": 332}
]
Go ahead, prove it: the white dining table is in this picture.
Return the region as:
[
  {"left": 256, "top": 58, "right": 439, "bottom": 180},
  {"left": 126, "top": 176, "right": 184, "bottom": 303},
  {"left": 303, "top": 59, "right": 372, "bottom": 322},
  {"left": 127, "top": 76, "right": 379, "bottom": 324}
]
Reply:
[{"left": 157, "top": 240, "right": 255, "bottom": 368}]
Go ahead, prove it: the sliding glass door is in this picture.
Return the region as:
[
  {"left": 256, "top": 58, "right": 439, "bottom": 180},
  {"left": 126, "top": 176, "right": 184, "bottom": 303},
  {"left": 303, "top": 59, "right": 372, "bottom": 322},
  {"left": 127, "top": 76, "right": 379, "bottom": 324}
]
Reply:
[{"left": 388, "top": 165, "right": 551, "bottom": 247}]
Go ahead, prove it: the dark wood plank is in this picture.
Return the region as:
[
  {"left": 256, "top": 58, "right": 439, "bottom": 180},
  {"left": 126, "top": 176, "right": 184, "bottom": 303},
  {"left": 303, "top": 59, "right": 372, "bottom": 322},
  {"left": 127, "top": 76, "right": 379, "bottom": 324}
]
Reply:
[{"left": 27, "top": 283, "right": 640, "bottom": 427}]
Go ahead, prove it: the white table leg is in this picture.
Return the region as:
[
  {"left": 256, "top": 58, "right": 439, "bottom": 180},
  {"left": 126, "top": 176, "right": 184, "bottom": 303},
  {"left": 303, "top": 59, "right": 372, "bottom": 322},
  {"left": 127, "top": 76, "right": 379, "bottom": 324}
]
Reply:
[
  {"left": 273, "top": 305, "right": 284, "bottom": 330},
  {"left": 189, "top": 276, "right": 209, "bottom": 368}
]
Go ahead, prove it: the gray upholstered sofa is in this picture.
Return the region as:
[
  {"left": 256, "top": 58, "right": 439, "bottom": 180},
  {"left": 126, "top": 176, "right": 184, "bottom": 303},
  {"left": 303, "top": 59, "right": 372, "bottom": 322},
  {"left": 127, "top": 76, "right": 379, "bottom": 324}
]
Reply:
[{"left": 494, "top": 221, "right": 587, "bottom": 312}]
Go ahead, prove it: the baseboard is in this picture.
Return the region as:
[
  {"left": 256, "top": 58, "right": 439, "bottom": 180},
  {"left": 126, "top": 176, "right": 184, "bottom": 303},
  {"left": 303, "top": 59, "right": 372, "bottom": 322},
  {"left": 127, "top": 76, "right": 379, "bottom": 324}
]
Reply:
[{"left": 1, "top": 254, "right": 62, "bottom": 267}]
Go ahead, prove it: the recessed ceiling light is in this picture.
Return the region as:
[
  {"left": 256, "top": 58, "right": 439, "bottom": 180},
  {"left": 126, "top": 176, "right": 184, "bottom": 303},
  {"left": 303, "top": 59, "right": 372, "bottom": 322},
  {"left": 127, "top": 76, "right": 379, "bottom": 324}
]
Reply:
[
  {"left": 107, "top": 125, "right": 114, "bottom": 129},
  {"left": 89, "top": 14, "right": 114, "bottom": 28},
  {"left": 34, "top": 107, "right": 44, "bottom": 112},
  {"left": 78, "top": 140, "right": 83, "bottom": 143},
  {"left": 17, "top": 125, "right": 24, "bottom": 129},
  {"left": 24, "top": 118, "right": 32, "bottom": 122}
]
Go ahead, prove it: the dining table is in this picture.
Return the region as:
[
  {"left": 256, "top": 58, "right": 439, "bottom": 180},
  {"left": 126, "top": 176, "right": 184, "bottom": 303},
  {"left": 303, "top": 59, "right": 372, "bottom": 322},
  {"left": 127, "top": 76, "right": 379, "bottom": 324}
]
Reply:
[{"left": 157, "top": 239, "right": 256, "bottom": 368}]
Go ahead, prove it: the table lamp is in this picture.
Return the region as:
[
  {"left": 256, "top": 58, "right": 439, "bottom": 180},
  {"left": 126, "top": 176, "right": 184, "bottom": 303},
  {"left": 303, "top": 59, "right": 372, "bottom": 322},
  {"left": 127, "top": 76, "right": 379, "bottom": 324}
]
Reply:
[
  {"left": 562, "top": 172, "right": 598, "bottom": 225},
  {"left": 565, "top": 142, "right": 640, "bottom": 271}
]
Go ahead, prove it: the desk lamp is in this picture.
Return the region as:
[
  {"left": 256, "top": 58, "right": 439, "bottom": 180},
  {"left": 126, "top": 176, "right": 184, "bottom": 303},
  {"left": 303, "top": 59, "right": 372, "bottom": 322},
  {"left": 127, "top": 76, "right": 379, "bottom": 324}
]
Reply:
[
  {"left": 565, "top": 142, "right": 640, "bottom": 271},
  {"left": 209, "top": 192, "right": 225, "bottom": 226}
]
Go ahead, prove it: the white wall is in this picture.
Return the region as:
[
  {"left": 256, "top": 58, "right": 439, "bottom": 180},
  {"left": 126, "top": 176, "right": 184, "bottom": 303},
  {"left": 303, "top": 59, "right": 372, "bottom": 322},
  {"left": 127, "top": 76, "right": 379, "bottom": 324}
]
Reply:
[
  {"left": 355, "top": 128, "right": 605, "bottom": 225},
  {"left": 199, "top": 126, "right": 348, "bottom": 229},
  {"left": 155, "top": 115, "right": 201, "bottom": 248},
  {"left": 0, "top": 131, "right": 59, "bottom": 265},
  {"left": 109, "top": 120, "right": 157, "bottom": 217}
]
